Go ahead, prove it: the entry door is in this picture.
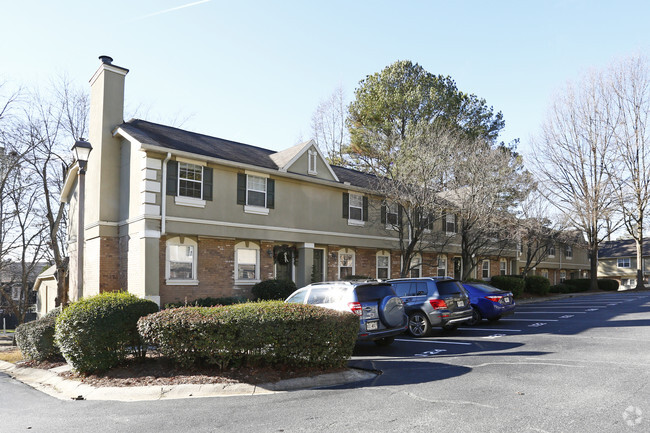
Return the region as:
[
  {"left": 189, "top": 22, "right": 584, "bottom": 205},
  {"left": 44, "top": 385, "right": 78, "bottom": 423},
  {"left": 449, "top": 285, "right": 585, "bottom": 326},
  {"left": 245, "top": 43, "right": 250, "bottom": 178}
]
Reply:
[
  {"left": 453, "top": 257, "right": 462, "bottom": 280},
  {"left": 312, "top": 249, "right": 324, "bottom": 282}
]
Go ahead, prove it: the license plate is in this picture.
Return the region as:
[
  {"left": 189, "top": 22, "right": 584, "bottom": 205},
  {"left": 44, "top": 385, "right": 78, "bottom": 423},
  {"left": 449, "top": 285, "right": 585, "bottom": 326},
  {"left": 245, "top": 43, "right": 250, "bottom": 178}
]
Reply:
[
  {"left": 457, "top": 300, "right": 465, "bottom": 307},
  {"left": 504, "top": 297, "right": 511, "bottom": 304},
  {"left": 366, "top": 320, "right": 378, "bottom": 331}
]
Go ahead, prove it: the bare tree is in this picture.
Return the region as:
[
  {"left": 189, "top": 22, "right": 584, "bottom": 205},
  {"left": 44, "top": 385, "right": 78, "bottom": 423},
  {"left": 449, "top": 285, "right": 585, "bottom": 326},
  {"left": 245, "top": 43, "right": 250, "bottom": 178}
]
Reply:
[
  {"left": 608, "top": 56, "right": 650, "bottom": 290},
  {"left": 311, "top": 84, "right": 349, "bottom": 166},
  {"left": 533, "top": 69, "right": 620, "bottom": 290}
]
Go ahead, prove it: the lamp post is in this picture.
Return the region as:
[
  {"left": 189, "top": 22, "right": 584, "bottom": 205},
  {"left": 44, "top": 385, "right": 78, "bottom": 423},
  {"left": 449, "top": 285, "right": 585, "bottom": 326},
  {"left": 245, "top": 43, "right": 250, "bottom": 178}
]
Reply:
[{"left": 72, "top": 139, "right": 92, "bottom": 301}]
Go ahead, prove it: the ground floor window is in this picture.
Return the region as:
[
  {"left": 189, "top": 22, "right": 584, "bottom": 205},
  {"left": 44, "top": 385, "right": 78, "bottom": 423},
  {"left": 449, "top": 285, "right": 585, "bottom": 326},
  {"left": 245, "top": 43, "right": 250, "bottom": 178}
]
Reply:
[
  {"left": 438, "top": 255, "right": 447, "bottom": 277},
  {"left": 482, "top": 260, "right": 490, "bottom": 279},
  {"left": 410, "top": 254, "right": 422, "bottom": 278},
  {"left": 338, "top": 249, "right": 355, "bottom": 279},
  {"left": 235, "top": 241, "right": 260, "bottom": 283},
  {"left": 166, "top": 236, "right": 198, "bottom": 284},
  {"left": 500, "top": 260, "right": 507, "bottom": 276},
  {"left": 560, "top": 270, "right": 566, "bottom": 282},
  {"left": 376, "top": 251, "right": 390, "bottom": 279}
]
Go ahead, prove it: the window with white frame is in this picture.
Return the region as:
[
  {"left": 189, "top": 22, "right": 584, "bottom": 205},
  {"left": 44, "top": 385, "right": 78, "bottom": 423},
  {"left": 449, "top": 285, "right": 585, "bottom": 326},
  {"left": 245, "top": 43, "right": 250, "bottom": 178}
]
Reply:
[
  {"left": 308, "top": 149, "right": 318, "bottom": 175},
  {"left": 166, "top": 236, "right": 198, "bottom": 284},
  {"left": 349, "top": 194, "right": 363, "bottom": 221},
  {"left": 338, "top": 250, "right": 355, "bottom": 279},
  {"left": 445, "top": 213, "right": 456, "bottom": 234},
  {"left": 618, "top": 258, "right": 631, "bottom": 268},
  {"left": 247, "top": 175, "right": 267, "bottom": 207},
  {"left": 386, "top": 203, "right": 399, "bottom": 226},
  {"left": 565, "top": 245, "right": 573, "bottom": 259},
  {"left": 547, "top": 244, "right": 555, "bottom": 257},
  {"left": 560, "top": 270, "right": 566, "bottom": 282},
  {"left": 482, "top": 260, "right": 490, "bottom": 279},
  {"left": 235, "top": 242, "right": 260, "bottom": 283},
  {"left": 376, "top": 253, "right": 390, "bottom": 279},
  {"left": 541, "top": 270, "right": 549, "bottom": 278},
  {"left": 178, "top": 163, "right": 203, "bottom": 199},
  {"left": 500, "top": 260, "right": 507, "bottom": 276},
  {"left": 437, "top": 255, "right": 447, "bottom": 277},
  {"left": 410, "top": 254, "right": 422, "bottom": 278}
]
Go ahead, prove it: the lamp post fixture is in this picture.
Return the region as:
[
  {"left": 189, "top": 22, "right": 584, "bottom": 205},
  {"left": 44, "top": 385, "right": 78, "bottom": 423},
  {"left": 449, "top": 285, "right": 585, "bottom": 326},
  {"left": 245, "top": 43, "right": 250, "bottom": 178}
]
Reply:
[{"left": 72, "top": 139, "right": 92, "bottom": 301}]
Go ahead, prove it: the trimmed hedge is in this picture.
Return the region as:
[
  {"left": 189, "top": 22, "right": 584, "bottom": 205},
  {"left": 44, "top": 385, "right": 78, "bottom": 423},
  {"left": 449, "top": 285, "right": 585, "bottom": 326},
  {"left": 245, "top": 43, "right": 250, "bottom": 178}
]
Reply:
[
  {"left": 550, "top": 284, "right": 574, "bottom": 294},
  {"left": 490, "top": 276, "right": 525, "bottom": 297},
  {"left": 525, "top": 275, "right": 551, "bottom": 296},
  {"left": 562, "top": 279, "right": 591, "bottom": 292},
  {"left": 165, "top": 296, "right": 246, "bottom": 309},
  {"left": 15, "top": 309, "right": 61, "bottom": 362},
  {"left": 138, "top": 301, "right": 359, "bottom": 369},
  {"left": 55, "top": 292, "right": 159, "bottom": 374},
  {"left": 598, "top": 278, "right": 620, "bottom": 291},
  {"left": 252, "top": 279, "right": 297, "bottom": 301}
]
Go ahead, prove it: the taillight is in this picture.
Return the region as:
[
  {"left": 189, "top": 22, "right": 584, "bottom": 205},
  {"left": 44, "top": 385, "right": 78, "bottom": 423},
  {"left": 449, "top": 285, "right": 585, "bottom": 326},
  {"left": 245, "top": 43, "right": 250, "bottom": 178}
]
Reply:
[
  {"left": 429, "top": 299, "right": 448, "bottom": 309},
  {"left": 348, "top": 302, "right": 363, "bottom": 316},
  {"left": 485, "top": 295, "right": 503, "bottom": 303}
]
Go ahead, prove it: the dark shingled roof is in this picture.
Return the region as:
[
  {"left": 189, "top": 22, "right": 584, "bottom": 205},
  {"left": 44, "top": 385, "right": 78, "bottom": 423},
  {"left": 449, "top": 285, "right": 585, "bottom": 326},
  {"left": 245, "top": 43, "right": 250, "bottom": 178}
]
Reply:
[
  {"left": 118, "top": 119, "right": 378, "bottom": 190},
  {"left": 598, "top": 238, "right": 650, "bottom": 258}
]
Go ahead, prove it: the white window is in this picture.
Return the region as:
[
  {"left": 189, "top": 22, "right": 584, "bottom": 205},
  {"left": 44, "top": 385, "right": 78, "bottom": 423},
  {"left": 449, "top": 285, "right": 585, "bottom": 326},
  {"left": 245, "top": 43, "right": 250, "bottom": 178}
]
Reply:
[
  {"left": 178, "top": 162, "right": 203, "bottom": 199},
  {"left": 166, "top": 236, "right": 198, "bottom": 285},
  {"left": 376, "top": 253, "right": 390, "bottom": 279},
  {"left": 560, "top": 270, "right": 566, "bottom": 282},
  {"left": 541, "top": 270, "right": 549, "bottom": 278},
  {"left": 617, "top": 258, "right": 631, "bottom": 268},
  {"left": 565, "top": 245, "right": 573, "bottom": 259},
  {"left": 235, "top": 241, "right": 260, "bottom": 284},
  {"left": 308, "top": 149, "right": 318, "bottom": 175},
  {"left": 437, "top": 255, "right": 447, "bottom": 277},
  {"left": 500, "top": 260, "right": 507, "bottom": 276},
  {"left": 338, "top": 249, "right": 355, "bottom": 279},
  {"left": 547, "top": 244, "right": 555, "bottom": 257},
  {"left": 480, "top": 260, "right": 490, "bottom": 279},
  {"left": 386, "top": 203, "right": 399, "bottom": 227},
  {"left": 410, "top": 254, "right": 422, "bottom": 278},
  {"left": 349, "top": 193, "right": 363, "bottom": 222},
  {"left": 445, "top": 213, "right": 456, "bottom": 234},
  {"left": 247, "top": 175, "right": 267, "bottom": 208}
]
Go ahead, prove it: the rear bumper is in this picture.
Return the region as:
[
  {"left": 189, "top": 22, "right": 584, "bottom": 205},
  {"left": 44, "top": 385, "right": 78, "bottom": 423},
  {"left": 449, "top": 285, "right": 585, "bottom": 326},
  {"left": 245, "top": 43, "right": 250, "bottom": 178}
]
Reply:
[
  {"left": 358, "top": 316, "right": 408, "bottom": 341},
  {"left": 478, "top": 301, "right": 516, "bottom": 319}
]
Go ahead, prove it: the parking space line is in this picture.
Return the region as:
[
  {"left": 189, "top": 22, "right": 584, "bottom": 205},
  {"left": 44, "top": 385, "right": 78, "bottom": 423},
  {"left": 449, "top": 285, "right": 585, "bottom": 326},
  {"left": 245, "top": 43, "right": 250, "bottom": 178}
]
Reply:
[
  {"left": 395, "top": 338, "right": 473, "bottom": 345},
  {"left": 457, "top": 328, "right": 521, "bottom": 332},
  {"left": 515, "top": 311, "right": 587, "bottom": 314},
  {"left": 504, "top": 318, "right": 559, "bottom": 321}
]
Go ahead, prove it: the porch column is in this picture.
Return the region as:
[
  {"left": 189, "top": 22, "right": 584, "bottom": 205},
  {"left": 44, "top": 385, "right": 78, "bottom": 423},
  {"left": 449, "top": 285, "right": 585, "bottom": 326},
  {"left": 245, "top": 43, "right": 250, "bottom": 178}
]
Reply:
[{"left": 296, "top": 243, "right": 315, "bottom": 288}]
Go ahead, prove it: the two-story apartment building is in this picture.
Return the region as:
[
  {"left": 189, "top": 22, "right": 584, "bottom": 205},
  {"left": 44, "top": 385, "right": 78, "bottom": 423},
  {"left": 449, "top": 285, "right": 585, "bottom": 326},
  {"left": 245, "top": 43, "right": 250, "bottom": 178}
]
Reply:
[
  {"left": 598, "top": 238, "right": 650, "bottom": 289},
  {"left": 53, "top": 56, "right": 591, "bottom": 310}
]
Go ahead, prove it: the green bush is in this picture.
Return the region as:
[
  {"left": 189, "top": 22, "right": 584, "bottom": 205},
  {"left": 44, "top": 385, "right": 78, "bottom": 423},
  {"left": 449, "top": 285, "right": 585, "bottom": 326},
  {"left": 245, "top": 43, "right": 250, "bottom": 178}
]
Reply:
[
  {"left": 549, "top": 284, "right": 573, "bottom": 294},
  {"left": 525, "top": 275, "right": 551, "bottom": 296},
  {"left": 164, "top": 296, "right": 246, "bottom": 309},
  {"left": 138, "top": 301, "right": 359, "bottom": 369},
  {"left": 343, "top": 274, "right": 371, "bottom": 280},
  {"left": 490, "top": 276, "right": 525, "bottom": 297},
  {"left": 562, "top": 279, "right": 591, "bottom": 292},
  {"left": 15, "top": 309, "right": 62, "bottom": 362},
  {"left": 252, "top": 279, "right": 297, "bottom": 301},
  {"left": 598, "top": 278, "right": 620, "bottom": 291},
  {"left": 55, "top": 292, "right": 159, "bottom": 374}
]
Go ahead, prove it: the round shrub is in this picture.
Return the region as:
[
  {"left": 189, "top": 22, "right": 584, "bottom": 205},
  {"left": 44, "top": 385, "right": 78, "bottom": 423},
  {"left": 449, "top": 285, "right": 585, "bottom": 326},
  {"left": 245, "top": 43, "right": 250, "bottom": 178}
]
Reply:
[
  {"left": 525, "top": 275, "right": 551, "bottom": 296},
  {"left": 138, "top": 301, "right": 359, "bottom": 369},
  {"left": 562, "top": 279, "right": 591, "bottom": 292},
  {"left": 55, "top": 292, "right": 159, "bottom": 374},
  {"left": 490, "top": 276, "right": 525, "bottom": 297},
  {"left": 598, "top": 278, "right": 620, "bottom": 291},
  {"left": 15, "top": 309, "right": 61, "bottom": 362},
  {"left": 252, "top": 279, "right": 297, "bottom": 301},
  {"left": 164, "top": 296, "right": 246, "bottom": 309},
  {"left": 549, "top": 284, "right": 573, "bottom": 294}
]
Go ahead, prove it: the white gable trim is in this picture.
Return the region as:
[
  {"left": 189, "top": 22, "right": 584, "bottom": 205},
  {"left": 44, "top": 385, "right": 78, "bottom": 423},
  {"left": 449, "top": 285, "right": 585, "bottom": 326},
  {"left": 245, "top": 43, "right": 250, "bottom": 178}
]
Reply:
[
  {"left": 277, "top": 140, "right": 339, "bottom": 182},
  {"left": 60, "top": 163, "right": 79, "bottom": 203}
]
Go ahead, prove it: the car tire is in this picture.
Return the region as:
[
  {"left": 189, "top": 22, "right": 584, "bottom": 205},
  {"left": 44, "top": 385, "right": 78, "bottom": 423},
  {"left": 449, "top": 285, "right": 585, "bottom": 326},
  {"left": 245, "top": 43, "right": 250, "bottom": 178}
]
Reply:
[
  {"left": 378, "top": 295, "right": 405, "bottom": 328},
  {"left": 374, "top": 337, "right": 395, "bottom": 346},
  {"left": 468, "top": 307, "right": 482, "bottom": 326},
  {"left": 408, "top": 311, "right": 432, "bottom": 337},
  {"left": 488, "top": 316, "right": 501, "bottom": 322},
  {"left": 442, "top": 323, "right": 458, "bottom": 332}
]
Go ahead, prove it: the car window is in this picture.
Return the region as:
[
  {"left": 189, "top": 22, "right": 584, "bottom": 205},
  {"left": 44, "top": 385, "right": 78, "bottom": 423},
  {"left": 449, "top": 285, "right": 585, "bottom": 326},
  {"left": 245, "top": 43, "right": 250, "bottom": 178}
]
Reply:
[
  {"left": 355, "top": 284, "right": 395, "bottom": 301},
  {"left": 306, "top": 287, "right": 346, "bottom": 305},
  {"left": 415, "top": 282, "right": 428, "bottom": 295},
  {"left": 436, "top": 280, "right": 464, "bottom": 295},
  {"left": 470, "top": 283, "right": 503, "bottom": 293},
  {"left": 393, "top": 282, "right": 412, "bottom": 297},
  {"left": 286, "top": 289, "right": 308, "bottom": 304}
]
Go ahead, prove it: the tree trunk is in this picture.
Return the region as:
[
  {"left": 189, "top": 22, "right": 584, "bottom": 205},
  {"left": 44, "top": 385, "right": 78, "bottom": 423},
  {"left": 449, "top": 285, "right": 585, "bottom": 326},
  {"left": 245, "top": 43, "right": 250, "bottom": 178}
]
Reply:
[
  {"left": 635, "top": 220, "right": 644, "bottom": 290},
  {"left": 590, "top": 242, "right": 599, "bottom": 291}
]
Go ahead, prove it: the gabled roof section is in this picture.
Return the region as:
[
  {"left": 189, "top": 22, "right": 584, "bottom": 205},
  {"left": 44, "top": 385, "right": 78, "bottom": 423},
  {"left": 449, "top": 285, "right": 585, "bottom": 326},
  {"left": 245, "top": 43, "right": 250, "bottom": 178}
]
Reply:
[
  {"left": 599, "top": 238, "right": 650, "bottom": 258},
  {"left": 271, "top": 140, "right": 339, "bottom": 182}
]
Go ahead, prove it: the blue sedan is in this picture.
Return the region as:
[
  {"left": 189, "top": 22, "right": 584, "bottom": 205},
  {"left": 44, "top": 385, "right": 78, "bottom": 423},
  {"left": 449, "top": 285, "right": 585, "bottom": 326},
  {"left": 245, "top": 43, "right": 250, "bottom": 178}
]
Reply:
[{"left": 462, "top": 282, "right": 516, "bottom": 325}]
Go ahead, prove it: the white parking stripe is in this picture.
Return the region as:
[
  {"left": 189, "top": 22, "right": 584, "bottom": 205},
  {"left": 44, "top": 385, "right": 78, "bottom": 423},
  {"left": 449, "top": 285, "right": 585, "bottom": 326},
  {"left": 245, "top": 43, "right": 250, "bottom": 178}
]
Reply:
[
  {"left": 457, "top": 328, "right": 521, "bottom": 332},
  {"left": 515, "top": 311, "right": 587, "bottom": 314},
  {"left": 395, "top": 338, "right": 473, "bottom": 345},
  {"left": 504, "top": 318, "right": 559, "bottom": 321}
]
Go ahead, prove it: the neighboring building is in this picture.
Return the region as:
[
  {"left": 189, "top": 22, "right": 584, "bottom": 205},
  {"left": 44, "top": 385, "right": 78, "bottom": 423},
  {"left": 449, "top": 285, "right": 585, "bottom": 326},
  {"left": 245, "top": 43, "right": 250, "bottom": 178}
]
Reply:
[
  {"left": 519, "top": 234, "right": 591, "bottom": 285},
  {"left": 0, "top": 262, "right": 41, "bottom": 327},
  {"left": 598, "top": 238, "right": 650, "bottom": 289},
  {"left": 33, "top": 263, "right": 65, "bottom": 318},
  {"left": 54, "top": 56, "right": 592, "bottom": 312}
]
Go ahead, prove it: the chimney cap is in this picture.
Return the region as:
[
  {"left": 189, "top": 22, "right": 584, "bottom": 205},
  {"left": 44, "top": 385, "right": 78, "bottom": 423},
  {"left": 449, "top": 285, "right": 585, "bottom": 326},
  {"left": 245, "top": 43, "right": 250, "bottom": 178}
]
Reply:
[{"left": 99, "top": 55, "right": 113, "bottom": 65}]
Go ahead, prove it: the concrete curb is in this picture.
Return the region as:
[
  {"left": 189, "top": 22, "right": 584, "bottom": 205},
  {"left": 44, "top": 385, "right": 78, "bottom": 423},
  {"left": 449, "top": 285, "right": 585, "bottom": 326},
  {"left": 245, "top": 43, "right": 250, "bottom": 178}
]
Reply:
[{"left": 0, "top": 359, "right": 376, "bottom": 401}]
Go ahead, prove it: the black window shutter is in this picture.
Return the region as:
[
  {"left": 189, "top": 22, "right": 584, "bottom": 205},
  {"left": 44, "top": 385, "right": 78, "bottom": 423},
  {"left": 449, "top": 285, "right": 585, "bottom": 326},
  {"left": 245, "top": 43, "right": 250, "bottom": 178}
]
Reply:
[
  {"left": 441, "top": 211, "right": 446, "bottom": 231},
  {"left": 166, "top": 160, "right": 178, "bottom": 196},
  {"left": 342, "top": 193, "right": 349, "bottom": 218},
  {"left": 427, "top": 214, "right": 434, "bottom": 231},
  {"left": 380, "top": 205, "right": 386, "bottom": 224},
  {"left": 237, "top": 173, "right": 246, "bottom": 204},
  {"left": 266, "top": 178, "right": 275, "bottom": 209},
  {"left": 454, "top": 214, "right": 459, "bottom": 233},
  {"left": 362, "top": 196, "right": 368, "bottom": 221},
  {"left": 202, "top": 167, "right": 213, "bottom": 201},
  {"left": 398, "top": 205, "right": 403, "bottom": 225}
]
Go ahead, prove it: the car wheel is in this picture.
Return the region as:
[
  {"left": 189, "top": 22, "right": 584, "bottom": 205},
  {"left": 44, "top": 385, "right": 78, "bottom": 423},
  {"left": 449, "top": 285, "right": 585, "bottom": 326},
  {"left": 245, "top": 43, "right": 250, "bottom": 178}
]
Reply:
[
  {"left": 442, "top": 323, "right": 458, "bottom": 332},
  {"left": 408, "top": 312, "right": 432, "bottom": 337},
  {"left": 468, "top": 307, "right": 482, "bottom": 326},
  {"left": 488, "top": 316, "right": 501, "bottom": 322},
  {"left": 378, "top": 295, "right": 405, "bottom": 328},
  {"left": 374, "top": 337, "right": 395, "bottom": 346}
]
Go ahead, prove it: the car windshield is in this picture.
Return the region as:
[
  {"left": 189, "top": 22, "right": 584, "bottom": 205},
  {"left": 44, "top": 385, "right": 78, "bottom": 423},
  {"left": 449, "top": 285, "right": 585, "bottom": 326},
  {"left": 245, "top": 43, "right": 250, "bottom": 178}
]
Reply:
[
  {"left": 306, "top": 287, "right": 347, "bottom": 305},
  {"left": 286, "top": 289, "right": 308, "bottom": 303},
  {"left": 436, "top": 280, "right": 464, "bottom": 295},
  {"left": 355, "top": 284, "right": 395, "bottom": 301},
  {"left": 468, "top": 283, "right": 503, "bottom": 293}
]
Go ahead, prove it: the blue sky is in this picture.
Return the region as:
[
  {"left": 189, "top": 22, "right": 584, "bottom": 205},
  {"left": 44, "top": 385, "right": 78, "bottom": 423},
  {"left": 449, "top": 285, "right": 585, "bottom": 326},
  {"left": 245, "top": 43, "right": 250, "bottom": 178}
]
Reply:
[{"left": 2, "top": 0, "right": 649, "bottom": 157}]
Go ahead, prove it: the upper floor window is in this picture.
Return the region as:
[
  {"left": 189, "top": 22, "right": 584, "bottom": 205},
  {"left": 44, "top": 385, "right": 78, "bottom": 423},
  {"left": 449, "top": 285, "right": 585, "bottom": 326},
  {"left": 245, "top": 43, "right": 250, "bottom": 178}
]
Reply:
[
  {"left": 308, "top": 149, "right": 318, "bottom": 175},
  {"left": 179, "top": 163, "right": 202, "bottom": 199},
  {"left": 165, "top": 236, "right": 198, "bottom": 285},
  {"left": 547, "top": 244, "right": 555, "bottom": 257},
  {"left": 237, "top": 173, "right": 275, "bottom": 214},
  {"left": 343, "top": 192, "right": 367, "bottom": 225},
  {"left": 166, "top": 160, "right": 213, "bottom": 206},
  {"left": 618, "top": 258, "right": 631, "bottom": 268},
  {"left": 565, "top": 245, "right": 573, "bottom": 259},
  {"left": 444, "top": 212, "right": 456, "bottom": 234}
]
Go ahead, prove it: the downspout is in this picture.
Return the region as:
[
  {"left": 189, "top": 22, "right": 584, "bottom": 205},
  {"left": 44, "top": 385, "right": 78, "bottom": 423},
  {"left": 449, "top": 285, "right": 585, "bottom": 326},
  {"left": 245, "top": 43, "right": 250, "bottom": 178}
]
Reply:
[{"left": 161, "top": 153, "right": 171, "bottom": 235}]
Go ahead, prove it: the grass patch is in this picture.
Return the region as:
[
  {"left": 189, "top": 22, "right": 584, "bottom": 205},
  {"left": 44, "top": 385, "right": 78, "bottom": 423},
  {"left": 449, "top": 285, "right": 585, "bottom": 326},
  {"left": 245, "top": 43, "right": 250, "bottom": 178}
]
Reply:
[{"left": 0, "top": 349, "right": 24, "bottom": 364}]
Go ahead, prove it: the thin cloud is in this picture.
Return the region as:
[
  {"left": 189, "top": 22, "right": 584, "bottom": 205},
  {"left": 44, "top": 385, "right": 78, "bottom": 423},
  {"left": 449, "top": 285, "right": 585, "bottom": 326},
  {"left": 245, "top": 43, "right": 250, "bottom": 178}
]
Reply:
[{"left": 134, "top": 0, "right": 211, "bottom": 21}]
